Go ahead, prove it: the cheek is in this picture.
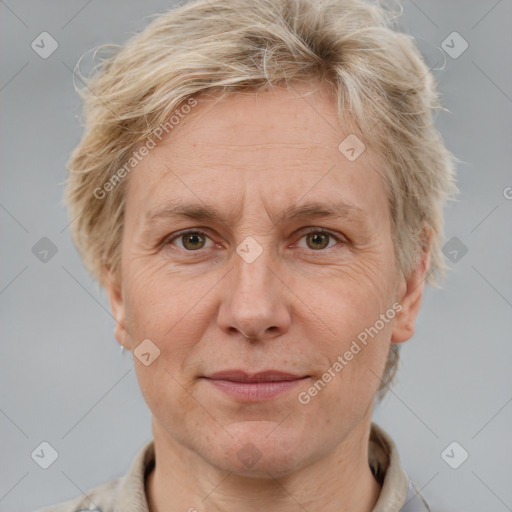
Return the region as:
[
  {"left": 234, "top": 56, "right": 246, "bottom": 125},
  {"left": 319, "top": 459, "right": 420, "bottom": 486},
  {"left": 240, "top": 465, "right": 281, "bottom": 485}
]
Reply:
[
  {"left": 134, "top": 359, "right": 209, "bottom": 446},
  {"left": 295, "top": 256, "right": 396, "bottom": 404},
  {"left": 305, "top": 323, "right": 392, "bottom": 422},
  {"left": 304, "top": 257, "right": 395, "bottom": 342},
  {"left": 123, "top": 258, "right": 205, "bottom": 338}
]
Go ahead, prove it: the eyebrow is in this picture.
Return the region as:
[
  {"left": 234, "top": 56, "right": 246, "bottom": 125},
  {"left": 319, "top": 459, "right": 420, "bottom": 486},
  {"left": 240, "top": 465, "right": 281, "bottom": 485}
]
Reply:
[{"left": 143, "top": 199, "right": 367, "bottom": 229}]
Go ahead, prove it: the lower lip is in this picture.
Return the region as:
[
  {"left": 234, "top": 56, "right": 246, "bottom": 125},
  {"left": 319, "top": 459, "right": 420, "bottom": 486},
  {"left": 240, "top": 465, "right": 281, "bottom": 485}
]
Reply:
[{"left": 204, "top": 378, "right": 308, "bottom": 401}]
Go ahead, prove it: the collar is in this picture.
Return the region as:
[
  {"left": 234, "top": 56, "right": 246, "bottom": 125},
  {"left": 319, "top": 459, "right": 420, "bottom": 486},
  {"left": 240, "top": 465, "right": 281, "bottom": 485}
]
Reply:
[
  {"left": 112, "top": 422, "right": 430, "bottom": 512},
  {"left": 368, "top": 422, "right": 431, "bottom": 511}
]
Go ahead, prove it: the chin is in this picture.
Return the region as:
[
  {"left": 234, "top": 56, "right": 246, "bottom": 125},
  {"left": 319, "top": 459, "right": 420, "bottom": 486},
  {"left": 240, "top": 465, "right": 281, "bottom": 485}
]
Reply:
[{"left": 211, "top": 420, "right": 315, "bottom": 477}]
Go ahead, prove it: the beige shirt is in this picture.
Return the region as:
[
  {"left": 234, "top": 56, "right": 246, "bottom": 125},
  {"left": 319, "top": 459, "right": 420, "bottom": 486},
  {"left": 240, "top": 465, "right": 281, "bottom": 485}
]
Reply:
[{"left": 37, "top": 422, "right": 431, "bottom": 512}]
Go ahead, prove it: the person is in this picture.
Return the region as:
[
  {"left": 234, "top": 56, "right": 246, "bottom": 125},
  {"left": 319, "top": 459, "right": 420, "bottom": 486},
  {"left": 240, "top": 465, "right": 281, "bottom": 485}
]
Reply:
[{"left": 39, "top": 0, "right": 457, "bottom": 510}]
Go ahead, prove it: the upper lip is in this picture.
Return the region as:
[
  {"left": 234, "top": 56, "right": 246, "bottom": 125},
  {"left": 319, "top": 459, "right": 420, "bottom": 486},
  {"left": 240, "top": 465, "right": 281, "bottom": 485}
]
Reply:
[{"left": 204, "top": 370, "right": 308, "bottom": 382}]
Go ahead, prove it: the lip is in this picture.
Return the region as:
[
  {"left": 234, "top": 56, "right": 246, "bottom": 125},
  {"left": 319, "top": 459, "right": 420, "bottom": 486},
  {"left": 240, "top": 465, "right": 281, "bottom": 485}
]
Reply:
[
  {"left": 202, "top": 370, "right": 310, "bottom": 401},
  {"left": 206, "top": 370, "right": 306, "bottom": 382}
]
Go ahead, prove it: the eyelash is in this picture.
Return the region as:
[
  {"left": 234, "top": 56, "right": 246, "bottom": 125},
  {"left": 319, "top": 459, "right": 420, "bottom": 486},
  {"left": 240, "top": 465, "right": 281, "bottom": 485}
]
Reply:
[{"left": 163, "top": 228, "right": 346, "bottom": 253}]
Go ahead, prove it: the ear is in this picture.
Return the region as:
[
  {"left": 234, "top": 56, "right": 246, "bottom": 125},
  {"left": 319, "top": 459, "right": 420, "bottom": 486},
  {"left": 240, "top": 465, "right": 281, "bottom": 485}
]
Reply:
[
  {"left": 391, "top": 233, "right": 431, "bottom": 344},
  {"left": 102, "top": 266, "right": 130, "bottom": 350}
]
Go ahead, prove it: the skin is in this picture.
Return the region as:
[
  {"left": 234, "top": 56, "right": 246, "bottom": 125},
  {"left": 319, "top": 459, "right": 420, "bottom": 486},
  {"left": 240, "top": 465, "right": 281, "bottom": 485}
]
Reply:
[{"left": 103, "top": 81, "right": 428, "bottom": 512}]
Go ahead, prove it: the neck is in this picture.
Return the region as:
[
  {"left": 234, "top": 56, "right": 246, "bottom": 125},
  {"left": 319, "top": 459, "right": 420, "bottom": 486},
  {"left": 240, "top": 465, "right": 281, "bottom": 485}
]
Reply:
[{"left": 146, "top": 417, "right": 382, "bottom": 512}]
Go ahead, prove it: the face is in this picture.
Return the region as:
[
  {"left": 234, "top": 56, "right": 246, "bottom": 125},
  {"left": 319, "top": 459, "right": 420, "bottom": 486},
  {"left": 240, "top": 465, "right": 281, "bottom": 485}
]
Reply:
[{"left": 105, "top": 83, "right": 424, "bottom": 477}]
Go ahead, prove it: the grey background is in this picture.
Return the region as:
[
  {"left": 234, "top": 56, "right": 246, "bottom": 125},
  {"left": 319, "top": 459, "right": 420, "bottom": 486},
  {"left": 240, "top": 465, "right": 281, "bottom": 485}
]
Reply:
[{"left": 1, "top": 1, "right": 511, "bottom": 511}]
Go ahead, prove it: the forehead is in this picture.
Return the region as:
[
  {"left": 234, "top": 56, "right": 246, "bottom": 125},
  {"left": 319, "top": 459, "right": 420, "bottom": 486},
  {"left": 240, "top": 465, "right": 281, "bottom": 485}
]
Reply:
[{"left": 125, "top": 83, "right": 388, "bottom": 228}]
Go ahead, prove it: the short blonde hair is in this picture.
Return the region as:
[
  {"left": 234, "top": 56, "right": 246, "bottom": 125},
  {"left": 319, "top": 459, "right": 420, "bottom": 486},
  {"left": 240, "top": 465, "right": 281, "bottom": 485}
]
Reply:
[{"left": 65, "top": 0, "right": 457, "bottom": 400}]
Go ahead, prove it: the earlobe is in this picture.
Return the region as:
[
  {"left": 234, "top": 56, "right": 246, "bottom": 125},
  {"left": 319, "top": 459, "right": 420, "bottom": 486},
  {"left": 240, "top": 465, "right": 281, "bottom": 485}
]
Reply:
[
  {"left": 102, "top": 266, "right": 128, "bottom": 349},
  {"left": 391, "top": 234, "right": 431, "bottom": 344}
]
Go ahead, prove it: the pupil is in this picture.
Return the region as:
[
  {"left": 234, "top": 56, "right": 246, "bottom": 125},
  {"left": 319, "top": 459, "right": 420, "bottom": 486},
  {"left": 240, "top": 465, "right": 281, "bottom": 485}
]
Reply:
[
  {"left": 185, "top": 233, "right": 203, "bottom": 249},
  {"left": 309, "top": 233, "right": 328, "bottom": 250}
]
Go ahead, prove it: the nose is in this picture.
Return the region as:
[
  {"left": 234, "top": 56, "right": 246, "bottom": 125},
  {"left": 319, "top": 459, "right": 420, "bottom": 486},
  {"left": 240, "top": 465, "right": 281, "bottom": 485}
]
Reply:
[{"left": 216, "top": 242, "right": 292, "bottom": 342}]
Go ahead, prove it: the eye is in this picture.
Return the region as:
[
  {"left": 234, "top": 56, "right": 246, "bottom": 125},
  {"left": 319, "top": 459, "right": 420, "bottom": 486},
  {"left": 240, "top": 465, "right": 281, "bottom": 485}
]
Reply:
[
  {"left": 296, "top": 228, "right": 344, "bottom": 251},
  {"left": 165, "top": 230, "right": 214, "bottom": 251},
  {"left": 163, "top": 228, "right": 345, "bottom": 253}
]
